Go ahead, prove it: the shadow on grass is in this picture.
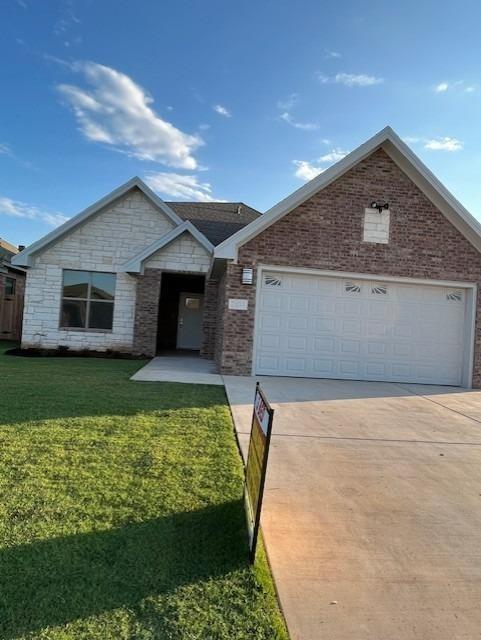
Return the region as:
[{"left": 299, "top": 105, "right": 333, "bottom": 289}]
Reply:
[
  {"left": 0, "top": 500, "right": 247, "bottom": 638},
  {"left": 1, "top": 351, "right": 228, "bottom": 426}
]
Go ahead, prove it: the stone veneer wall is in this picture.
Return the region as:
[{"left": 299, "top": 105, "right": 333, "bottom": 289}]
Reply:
[
  {"left": 21, "top": 188, "right": 211, "bottom": 353},
  {"left": 217, "top": 149, "right": 481, "bottom": 385}
]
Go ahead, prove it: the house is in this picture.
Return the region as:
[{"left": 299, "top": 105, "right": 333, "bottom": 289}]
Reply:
[
  {"left": 0, "top": 238, "right": 26, "bottom": 341},
  {"left": 12, "top": 126, "right": 481, "bottom": 387}
]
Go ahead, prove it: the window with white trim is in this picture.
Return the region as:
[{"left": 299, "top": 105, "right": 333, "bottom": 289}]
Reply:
[
  {"left": 61, "top": 270, "right": 116, "bottom": 330},
  {"left": 345, "top": 281, "right": 361, "bottom": 294},
  {"left": 371, "top": 284, "right": 388, "bottom": 295},
  {"left": 446, "top": 290, "right": 463, "bottom": 302},
  {"left": 264, "top": 274, "right": 282, "bottom": 287}
]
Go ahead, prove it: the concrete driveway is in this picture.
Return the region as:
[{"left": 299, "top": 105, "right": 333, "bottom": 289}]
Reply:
[{"left": 223, "top": 376, "right": 481, "bottom": 640}]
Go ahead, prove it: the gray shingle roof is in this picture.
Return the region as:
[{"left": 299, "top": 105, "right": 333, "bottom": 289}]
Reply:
[{"left": 165, "top": 202, "right": 261, "bottom": 245}]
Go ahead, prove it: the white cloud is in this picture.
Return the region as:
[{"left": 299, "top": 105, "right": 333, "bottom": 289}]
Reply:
[
  {"left": 318, "top": 148, "right": 349, "bottom": 163},
  {"left": 293, "top": 147, "right": 350, "bottom": 182},
  {"left": 277, "top": 93, "right": 299, "bottom": 111},
  {"left": 404, "top": 135, "right": 463, "bottom": 152},
  {"left": 277, "top": 94, "right": 318, "bottom": 130},
  {"left": 424, "top": 137, "right": 463, "bottom": 151},
  {"left": 434, "top": 82, "right": 449, "bottom": 93},
  {"left": 293, "top": 160, "right": 325, "bottom": 181},
  {"left": 57, "top": 61, "right": 203, "bottom": 169},
  {"left": 213, "top": 104, "right": 231, "bottom": 117},
  {"left": 0, "top": 143, "right": 11, "bottom": 155},
  {"left": 279, "top": 112, "right": 318, "bottom": 131},
  {"left": 434, "top": 80, "right": 477, "bottom": 94},
  {"left": 334, "top": 73, "right": 383, "bottom": 87},
  {"left": 324, "top": 50, "right": 341, "bottom": 59},
  {"left": 317, "top": 72, "right": 383, "bottom": 87},
  {"left": 145, "top": 172, "right": 222, "bottom": 201},
  {"left": 0, "top": 196, "right": 68, "bottom": 226}
]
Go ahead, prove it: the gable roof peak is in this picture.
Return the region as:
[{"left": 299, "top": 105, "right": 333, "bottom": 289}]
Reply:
[
  {"left": 214, "top": 125, "right": 481, "bottom": 258},
  {"left": 12, "top": 176, "right": 187, "bottom": 267}
]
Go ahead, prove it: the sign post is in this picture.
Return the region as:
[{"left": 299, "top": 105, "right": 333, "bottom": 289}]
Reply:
[{"left": 244, "top": 382, "right": 274, "bottom": 563}]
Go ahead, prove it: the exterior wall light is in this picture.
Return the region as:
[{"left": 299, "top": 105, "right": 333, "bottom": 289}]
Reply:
[
  {"left": 370, "top": 201, "right": 389, "bottom": 213},
  {"left": 241, "top": 267, "right": 254, "bottom": 285}
]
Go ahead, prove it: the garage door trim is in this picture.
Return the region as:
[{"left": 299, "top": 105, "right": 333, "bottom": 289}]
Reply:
[{"left": 253, "top": 265, "right": 477, "bottom": 387}]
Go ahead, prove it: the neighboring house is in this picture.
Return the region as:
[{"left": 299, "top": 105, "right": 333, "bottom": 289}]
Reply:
[
  {"left": 12, "top": 126, "right": 481, "bottom": 387},
  {"left": 0, "top": 238, "right": 26, "bottom": 341}
]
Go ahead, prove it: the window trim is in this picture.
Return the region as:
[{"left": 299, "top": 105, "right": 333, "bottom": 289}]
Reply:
[
  {"left": 4, "top": 276, "right": 16, "bottom": 297},
  {"left": 59, "top": 269, "right": 116, "bottom": 332}
]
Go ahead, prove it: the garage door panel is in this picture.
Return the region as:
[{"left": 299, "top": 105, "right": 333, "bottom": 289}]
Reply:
[
  {"left": 313, "top": 337, "right": 336, "bottom": 353},
  {"left": 259, "top": 333, "right": 280, "bottom": 349},
  {"left": 260, "top": 292, "right": 283, "bottom": 311},
  {"left": 367, "top": 341, "right": 387, "bottom": 355},
  {"left": 341, "top": 339, "right": 361, "bottom": 354},
  {"left": 287, "top": 335, "right": 308, "bottom": 351},
  {"left": 259, "top": 314, "right": 281, "bottom": 330},
  {"left": 256, "top": 271, "right": 468, "bottom": 385},
  {"left": 313, "top": 359, "right": 335, "bottom": 374}
]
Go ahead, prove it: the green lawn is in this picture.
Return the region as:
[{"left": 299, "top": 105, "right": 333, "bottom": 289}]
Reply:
[{"left": 0, "top": 342, "right": 287, "bottom": 640}]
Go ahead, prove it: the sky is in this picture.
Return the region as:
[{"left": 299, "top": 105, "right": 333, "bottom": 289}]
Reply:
[{"left": 2, "top": 0, "right": 481, "bottom": 246}]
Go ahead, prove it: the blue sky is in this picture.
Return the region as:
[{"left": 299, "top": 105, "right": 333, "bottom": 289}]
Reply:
[{"left": 2, "top": 0, "right": 481, "bottom": 246}]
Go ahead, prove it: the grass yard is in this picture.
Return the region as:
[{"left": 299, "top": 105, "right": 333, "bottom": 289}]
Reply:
[{"left": 0, "top": 342, "right": 288, "bottom": 640}]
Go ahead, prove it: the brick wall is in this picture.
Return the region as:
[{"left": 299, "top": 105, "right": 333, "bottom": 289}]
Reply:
[
  {"left": 218, "top": 148, "right": 481, "bottom": 384},
  {"left": 201, "top": 276, "right": 219, "bottom": 359},
  {"left": 132, "top": 268, "right": 162, "bottom": 356}
]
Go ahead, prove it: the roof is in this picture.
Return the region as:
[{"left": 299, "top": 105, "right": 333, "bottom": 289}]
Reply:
[
  {"left": 214, "top": 126, "right": 481, "bottom": 260},
  {"left": 12, "top": 178, "right": 261, "bottom": 267},
  {"left": 166, "top": 201, "right": 261, "bottom": 245},
  {"left": 0, "top": 238, "right": 18, "bottom": 261},
  {"left": 121, "top": 221, "right": 214, "bottom": 274},
  {"left": 12, "top": 177, "right": 189, "bottom": 268}
]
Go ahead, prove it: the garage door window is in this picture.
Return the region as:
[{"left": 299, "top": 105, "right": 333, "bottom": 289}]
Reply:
[
  {"left": 371, "top": 284, "right": 388, "bottom": 295},
  {"left": 345, "top": 282, "right": 361, "bottom": 294},
  {"left": 265, "top": 274, "right": 282, "bottom": 287},
  {"left": 446, "top": 290, "right": 463, "bottom": 302}
]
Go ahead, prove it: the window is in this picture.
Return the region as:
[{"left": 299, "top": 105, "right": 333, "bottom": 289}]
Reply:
[
  {"left": 371, "top": 284, "right": 387, "bottom": 295},
  {"left": 185, "top": 297, "right": 200, "bottom": 309},
  {"left": 61, "top": 270, "right": 116, "bottom": 330},
  {"left": 446, "top": 290, "right": 463, "bottom": 302},
  {"left": 4, "top": 277, "right": 15, "bottom": 296},
  {"left": 264, "top": 275, "right": 282, "bottom": 287},
  {"left": 345, "top": 281, "right": 361, "bottom": 294}
]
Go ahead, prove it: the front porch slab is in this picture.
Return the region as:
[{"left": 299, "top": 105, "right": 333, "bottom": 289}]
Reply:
[{"left": 131, "top": 355, "right": 224, "bottom": 385}]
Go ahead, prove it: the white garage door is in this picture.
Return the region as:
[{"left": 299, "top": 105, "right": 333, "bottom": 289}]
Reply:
[{"left": 255, "top": 271, "right": 469, "bottom": 385}]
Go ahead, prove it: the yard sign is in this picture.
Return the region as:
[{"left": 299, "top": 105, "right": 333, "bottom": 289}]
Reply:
[{"left": 244, "top": 382, "right": 274, "bottom": 563}]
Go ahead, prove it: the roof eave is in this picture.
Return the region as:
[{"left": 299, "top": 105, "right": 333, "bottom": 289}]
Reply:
[
  {"left": 11, "top": 177, "right": 185, "bottom": 267},
  {"left": 120, "top": 220, "right": 214, "bottom": 274},
  {"left": 214, "top": 125, "right": 481, "bottom": 259}
]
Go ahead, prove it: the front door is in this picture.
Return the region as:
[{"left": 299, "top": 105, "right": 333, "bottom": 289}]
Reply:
[{"left": 176, "top": 292, "right": 204, "bottom": 350}]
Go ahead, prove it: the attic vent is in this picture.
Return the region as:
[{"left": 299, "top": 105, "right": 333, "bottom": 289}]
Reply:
[
  {"left": 345, "top": 282, "right": 361, "bottom": 294},
  {"left": 265, "top": 275, "right": 282, "bottom": 287},
  {"left": 446, "top": 290, "right": 463, "bottom": 302}
]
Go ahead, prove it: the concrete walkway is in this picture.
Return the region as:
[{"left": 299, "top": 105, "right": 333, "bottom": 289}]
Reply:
[
  {"left": 131, "top": 355, "right": 223, "bottom": 385},
  {"left": 224, "top": 375, "right": 481, "bottom": 640}
]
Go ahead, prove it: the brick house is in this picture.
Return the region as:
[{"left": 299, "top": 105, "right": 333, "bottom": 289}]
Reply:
[
  {"left": 13, "top": 127, "right": 481, "bottom": 387},
  {"left": 0, "top": 238, "right": 26, "bottom": 341}
]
